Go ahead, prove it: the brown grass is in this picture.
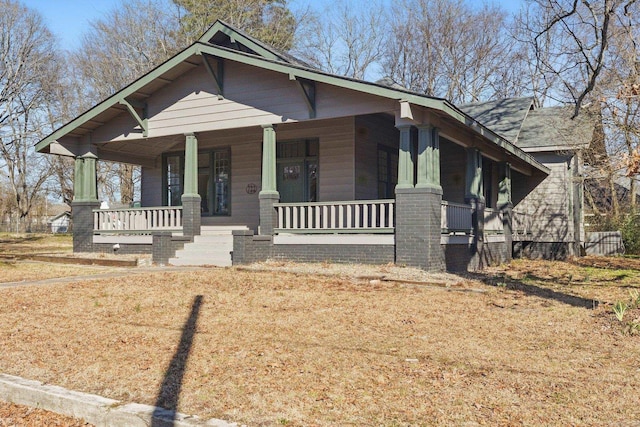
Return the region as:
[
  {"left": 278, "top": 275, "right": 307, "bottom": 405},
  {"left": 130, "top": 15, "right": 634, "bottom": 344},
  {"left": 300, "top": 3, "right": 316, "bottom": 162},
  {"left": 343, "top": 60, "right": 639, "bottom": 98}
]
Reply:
[
  {"left": 0, "top": 260, "right": 117, "bottom": 284},
  {"left": 0, "top": 401, "right": 91, "bottom": 426},
  {"left": 0, "top": 233, "right": 72, "bottom": 256},
  {"left": 1, "top": 259, "right": 639, "bottom": 426}
]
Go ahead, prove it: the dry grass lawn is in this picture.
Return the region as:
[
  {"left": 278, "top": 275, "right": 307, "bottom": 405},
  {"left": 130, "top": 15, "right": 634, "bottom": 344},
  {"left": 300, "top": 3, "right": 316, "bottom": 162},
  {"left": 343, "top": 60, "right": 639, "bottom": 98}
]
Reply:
[
  {"left": 0, "top": 233, "right": 72, "bottom": 256},
  {"left": 1, "top": 258, "right": 639, "bottom": 426}
]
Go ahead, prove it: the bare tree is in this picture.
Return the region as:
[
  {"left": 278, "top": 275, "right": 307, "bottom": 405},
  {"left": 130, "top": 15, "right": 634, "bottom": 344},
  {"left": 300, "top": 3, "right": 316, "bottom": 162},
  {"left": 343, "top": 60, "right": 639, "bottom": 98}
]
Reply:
[
  {"left": 70, "top": 0, "right": 183, "bottom": 204},
  {"left": 522, "top": 0, "right": 638, "bottom": 118},
  {"left": 382, "top": 0, "right": 519, "bottom": 103},
  {"left": 0, "top": 0, "right": 61, "bottom": 230},
  {"left": 293, "top": 0, "right": 388, "bottom": 80}
]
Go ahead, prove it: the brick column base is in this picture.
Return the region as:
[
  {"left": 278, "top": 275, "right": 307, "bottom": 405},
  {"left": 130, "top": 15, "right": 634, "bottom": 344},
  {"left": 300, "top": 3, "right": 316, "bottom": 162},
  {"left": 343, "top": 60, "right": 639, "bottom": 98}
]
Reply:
[
  {"left": 181, "top": 195, "right": 201, "bottom": 239},
  {"left": 152, "top": 232, "right": 173, "bottom": 265},
  {"left": 71, "top": 201, "right": 100, "bottom": 253},
  {"left": 259, "top": 192, "right": 279, "bottom": 235},
  {"left": 395, "top": 187, "right": 445, "bottom": 271}
]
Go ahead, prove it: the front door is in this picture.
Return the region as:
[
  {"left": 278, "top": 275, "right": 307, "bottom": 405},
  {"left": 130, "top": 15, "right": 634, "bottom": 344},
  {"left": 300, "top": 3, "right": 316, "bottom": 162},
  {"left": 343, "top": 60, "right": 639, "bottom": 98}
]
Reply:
[
  {"left": 276, "top": 140, "right": 318, "bottom": 203},
  {"left": 277, "top": 161, "right": 305, "bottom": 203}
]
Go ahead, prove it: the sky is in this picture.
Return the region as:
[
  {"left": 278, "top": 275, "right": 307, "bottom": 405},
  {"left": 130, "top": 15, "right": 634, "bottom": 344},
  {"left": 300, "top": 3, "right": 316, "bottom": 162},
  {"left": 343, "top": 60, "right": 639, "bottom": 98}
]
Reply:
[{"left": 21, "top": 0, "right": 526, "bottom": 51}]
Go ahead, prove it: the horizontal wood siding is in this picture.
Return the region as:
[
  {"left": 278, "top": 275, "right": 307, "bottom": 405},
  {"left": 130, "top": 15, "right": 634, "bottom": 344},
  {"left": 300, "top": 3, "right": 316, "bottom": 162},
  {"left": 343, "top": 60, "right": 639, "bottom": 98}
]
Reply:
[
  {"left": 514, "top": 153, "right": 574, "bottom": 242},
  {"left": 354, "top": 114, "right": 398, "bottom": 200},
  {"left": 276, "top": 118, "right": 356, "bottom": 201},
  {"left": 141, "top": 166, "right": 162, "bottom": 207},
  {"left": 90, "top": 61, "right": 400, "bottom": 145},
  {"left": 440, "top": 138, "right": 466, "bottom": 204}
]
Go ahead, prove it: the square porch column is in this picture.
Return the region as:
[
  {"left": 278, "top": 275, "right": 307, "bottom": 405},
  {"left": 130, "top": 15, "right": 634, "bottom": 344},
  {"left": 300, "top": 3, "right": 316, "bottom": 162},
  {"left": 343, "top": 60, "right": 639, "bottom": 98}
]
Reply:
[
  {"left": 181, "top": 132, "right": 201, "bottom": 239},
  {"left": 498, "top": 162, "right": 513, "bottom": 260},
  {"left": 465, "top": 147, "right": 485, "bottom": 239},
  {"left": 395, "top": 125, "right": 445, "bottom": 271},
  {"left": 259, "top": 124, "right": 279, "bottom": 235},
  {"left": 72, "top": 154, "right": 99, "bottom": 252}
]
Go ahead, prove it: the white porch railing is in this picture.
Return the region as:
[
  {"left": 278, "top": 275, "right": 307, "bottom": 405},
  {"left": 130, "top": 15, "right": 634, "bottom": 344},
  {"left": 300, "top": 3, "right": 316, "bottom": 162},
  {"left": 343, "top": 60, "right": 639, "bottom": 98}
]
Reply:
[
  {"left": 274, "top": 199, "right": 395, "bottom": 233},
  {"left": 484, "top": 207, "right": 503, "bottom": 234},
  {"left": 93, "top": 206, "right": 183, "bottom": 233},
  {"left": 441, "top": 201, "right": 473, "bottom": 233}
]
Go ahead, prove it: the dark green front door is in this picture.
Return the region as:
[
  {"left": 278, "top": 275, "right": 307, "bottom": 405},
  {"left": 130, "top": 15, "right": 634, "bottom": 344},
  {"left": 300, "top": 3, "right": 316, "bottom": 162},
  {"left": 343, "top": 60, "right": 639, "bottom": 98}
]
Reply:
[{"left": 277, "top": 161, "right": 305, "bottom": 203}]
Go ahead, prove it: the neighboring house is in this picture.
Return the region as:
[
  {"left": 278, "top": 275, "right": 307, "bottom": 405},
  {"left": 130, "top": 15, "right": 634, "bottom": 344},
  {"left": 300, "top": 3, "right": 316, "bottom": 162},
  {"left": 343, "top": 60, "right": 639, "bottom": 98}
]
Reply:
[
  {"left": 48, "top": 211, "right": 71, "bottom": 233},
  {"left": 36, "top": 20, "right": 594, "bottom": 271}
]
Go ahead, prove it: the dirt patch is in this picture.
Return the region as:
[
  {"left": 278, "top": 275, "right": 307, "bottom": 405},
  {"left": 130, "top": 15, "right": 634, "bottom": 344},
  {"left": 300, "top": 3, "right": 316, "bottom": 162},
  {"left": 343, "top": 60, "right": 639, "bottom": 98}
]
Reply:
[
  {"left": 0, "top": 264, "right": 638, "bottom": 426},
  {"left": 0, "top": 400, "right": 91, "bottom": 426}
]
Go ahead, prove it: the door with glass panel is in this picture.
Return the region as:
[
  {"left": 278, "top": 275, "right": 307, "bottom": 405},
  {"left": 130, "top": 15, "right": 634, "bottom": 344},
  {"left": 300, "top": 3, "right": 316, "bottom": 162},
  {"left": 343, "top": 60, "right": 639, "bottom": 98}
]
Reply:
[{"left": 276, "top": 140, "right": 318, "bottom": 203}]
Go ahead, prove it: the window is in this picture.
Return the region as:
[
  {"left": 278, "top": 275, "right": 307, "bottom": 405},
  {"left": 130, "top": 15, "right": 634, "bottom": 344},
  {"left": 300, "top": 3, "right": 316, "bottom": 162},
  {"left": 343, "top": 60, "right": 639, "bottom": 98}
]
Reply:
[
  {"left": 378, "top": 146, "right": 398, "bottom": 198},
  {"left": 163, "top": 148, "right": 231, "bottom": 216}
]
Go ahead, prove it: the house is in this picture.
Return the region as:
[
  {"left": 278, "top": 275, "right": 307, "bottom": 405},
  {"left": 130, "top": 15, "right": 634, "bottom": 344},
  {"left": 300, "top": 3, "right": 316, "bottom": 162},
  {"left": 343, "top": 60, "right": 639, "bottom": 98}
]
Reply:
[
  {"left": 36, "top": 21, "right": 593, "bottom": 271},
  {"left": 48, "top": 211, "right": 71, "bottom": 233}
]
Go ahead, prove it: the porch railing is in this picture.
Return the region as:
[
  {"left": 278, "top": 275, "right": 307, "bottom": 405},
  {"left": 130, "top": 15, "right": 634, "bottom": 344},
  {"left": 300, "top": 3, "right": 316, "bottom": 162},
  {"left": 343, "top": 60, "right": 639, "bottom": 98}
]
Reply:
[
  {"left": 441, "top": 201, "right": 473, "bottom": 233},
  {"left": 274, "top": 199, "right": 395, "bottom": 233},
  {"left": 93, "top": 206, "right": 183, "bottom": 233},
  {"left": 484, "top": 207, "right": 503, "bottom": 234}
]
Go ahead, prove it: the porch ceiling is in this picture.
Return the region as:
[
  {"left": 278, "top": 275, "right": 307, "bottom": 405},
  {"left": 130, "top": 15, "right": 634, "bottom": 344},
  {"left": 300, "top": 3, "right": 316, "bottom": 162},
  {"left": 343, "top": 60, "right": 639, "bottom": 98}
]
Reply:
[{"left": 97, "top": 134, "right": 185, "bottom": 167}]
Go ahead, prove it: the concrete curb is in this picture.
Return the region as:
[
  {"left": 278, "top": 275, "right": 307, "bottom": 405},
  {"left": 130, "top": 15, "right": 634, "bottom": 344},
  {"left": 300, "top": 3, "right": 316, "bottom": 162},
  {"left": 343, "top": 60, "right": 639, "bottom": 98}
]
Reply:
[{"left": 0, "top": 374, "right": 238, "bottom": 427}]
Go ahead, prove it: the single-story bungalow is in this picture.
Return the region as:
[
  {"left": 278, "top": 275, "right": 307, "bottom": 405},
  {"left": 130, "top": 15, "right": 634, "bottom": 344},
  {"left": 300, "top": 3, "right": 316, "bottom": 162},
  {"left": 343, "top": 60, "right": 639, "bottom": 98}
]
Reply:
[{"left": 36, "top": 21, "right": 594, "bottom": 271}]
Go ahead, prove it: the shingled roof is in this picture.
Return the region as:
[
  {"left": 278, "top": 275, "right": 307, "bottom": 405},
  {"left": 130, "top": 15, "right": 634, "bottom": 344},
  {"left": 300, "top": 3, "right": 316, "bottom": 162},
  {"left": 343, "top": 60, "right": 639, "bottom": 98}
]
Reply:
[
  {"left": 459, "top": 97, "right": 534, "bottom": 143},
  {"left": 516, "top": 106, "right": 596, "bottom": 152}
]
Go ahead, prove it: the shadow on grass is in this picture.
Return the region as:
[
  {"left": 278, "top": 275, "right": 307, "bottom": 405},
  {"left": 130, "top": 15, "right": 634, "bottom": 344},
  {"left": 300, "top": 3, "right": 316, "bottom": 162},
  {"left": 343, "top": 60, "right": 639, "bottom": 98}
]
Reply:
[
  {"left": 151, "top": 295, "right": 203, "bottom": 426},
  {"left": 474, "top": 273, "right": 600, "bottom": 309}
]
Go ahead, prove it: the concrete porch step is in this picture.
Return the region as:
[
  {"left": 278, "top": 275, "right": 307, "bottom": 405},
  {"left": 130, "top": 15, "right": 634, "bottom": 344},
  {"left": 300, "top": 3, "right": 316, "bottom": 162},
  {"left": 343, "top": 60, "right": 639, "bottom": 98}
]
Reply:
[
  {"left": 169, "top": 255, "right": 232, "bottom": 267},
  {"left": 169, "top": 229, "right": 236, "bottom": 267}
]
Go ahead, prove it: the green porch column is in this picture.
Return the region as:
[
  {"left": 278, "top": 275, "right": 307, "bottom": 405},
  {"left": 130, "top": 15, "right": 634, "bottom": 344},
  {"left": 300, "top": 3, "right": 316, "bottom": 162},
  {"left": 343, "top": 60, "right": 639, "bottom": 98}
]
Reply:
[
  {"left": 416, "top": 125, "right": 441, "bottom": 189},
  {"left": 72, "top": 153, "right": 99, "bottom": 253},
  {"left": 73, "top": 154, "right": 98, "bottom": 202},
  {"left": 182, "top": 132, "right": 201, "bottom": 238},
  {"left": 183, "top": 133, "right": 198, "bottom": 197},
  {"left": 465, "top": 147, "right": 485, "bottom": 268},
  {"left": 396, "top": 125, "right": 414, "bottom": 189},
  {"left": 465, "top": 148, "right": 483, "bottom": 201},
  {"left": 259, "top": 124, "right": 279, "bottom": 235},
  {"left": 260, "top": 124, "right": 278, "bottom": 196},
  {"left": 498, "top": 161, "right": 513, "bottom": 260}
]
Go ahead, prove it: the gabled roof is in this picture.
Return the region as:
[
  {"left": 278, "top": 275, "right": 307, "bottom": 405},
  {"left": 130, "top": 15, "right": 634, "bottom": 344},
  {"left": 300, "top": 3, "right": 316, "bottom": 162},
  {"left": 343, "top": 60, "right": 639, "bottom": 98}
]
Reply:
[
  {"left": 459, "top": 97, "right": 535, "bottom": 143},
  {"left": 517, "top": 106, "right": 595, "bottom": 152},
  {"left": 198, "top": 20, "right": 311, "bottom": 68},
  {"left": 35, "top": 21, "right": 548, "bottom": 175}
]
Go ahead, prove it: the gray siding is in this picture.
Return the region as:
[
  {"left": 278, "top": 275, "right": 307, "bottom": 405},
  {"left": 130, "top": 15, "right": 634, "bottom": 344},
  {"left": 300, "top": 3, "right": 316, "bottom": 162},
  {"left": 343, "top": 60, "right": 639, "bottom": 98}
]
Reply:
[
  {"left": 515, "top": 152, "right": 574, "bottom": 242},
  {"left": 89, "top": 61, "right": 397, "bottom": 145},
  {"left": 440, "top": 138, "right": 467, "bottom": 204},
  {"left": 141, "top": 167, "right": 162, "bottom": 206},
  {"left": 354, "top": 114, "right": 398, "bottom": 200},
  {"left": 278, "top": 118, "right": 356, "bottom": 201}
]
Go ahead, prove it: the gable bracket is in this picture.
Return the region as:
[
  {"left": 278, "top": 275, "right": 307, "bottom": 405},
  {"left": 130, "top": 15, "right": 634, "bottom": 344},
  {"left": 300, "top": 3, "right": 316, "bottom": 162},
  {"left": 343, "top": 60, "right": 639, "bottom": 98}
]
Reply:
[
  {"left": 289, "top": 74, "right": 316, "bottom": 119},
  {"left": 118, "top": 98, "right": 148, "bottom": 137},
  {"left": 199, "top": 52, "right": 224, "bottom": 100}
]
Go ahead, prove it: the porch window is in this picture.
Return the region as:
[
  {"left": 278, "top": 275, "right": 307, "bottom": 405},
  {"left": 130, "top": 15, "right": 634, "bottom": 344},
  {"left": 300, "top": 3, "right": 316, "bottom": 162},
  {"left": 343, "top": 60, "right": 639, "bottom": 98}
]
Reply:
[
  {"left": 162, "top": 148, "right": 231, "bottom": 216},
  {"left": 378, "top": 146, "right": 398, "bottom": 198},
  {"left": 277, "top": 139, "right": 318, "bottom": 203}
]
